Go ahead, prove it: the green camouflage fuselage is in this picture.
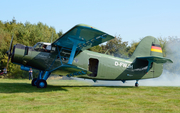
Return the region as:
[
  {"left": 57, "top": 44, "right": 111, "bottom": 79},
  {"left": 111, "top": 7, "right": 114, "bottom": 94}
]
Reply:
[{"left": 12, "top": 45, "right": 163, "bottom": 81}]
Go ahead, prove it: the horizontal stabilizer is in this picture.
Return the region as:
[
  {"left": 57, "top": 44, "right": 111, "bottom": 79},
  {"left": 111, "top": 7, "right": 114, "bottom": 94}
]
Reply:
[
  {"left": 50, "top": 64, "right": 92, "bottom": 76},
  {"left": 137, "top": 56, "right": 173, "bottom": 63}
]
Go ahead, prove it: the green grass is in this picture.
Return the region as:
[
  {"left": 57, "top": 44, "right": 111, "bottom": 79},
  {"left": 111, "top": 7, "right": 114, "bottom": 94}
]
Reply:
[{"left": 0, "top": 79, "right": 180, "bottom": 113}]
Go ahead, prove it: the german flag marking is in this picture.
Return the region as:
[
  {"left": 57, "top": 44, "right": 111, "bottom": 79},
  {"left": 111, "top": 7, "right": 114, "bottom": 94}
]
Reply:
[{"left": 151, "top": 44, "right": 162, "bottom": 53}]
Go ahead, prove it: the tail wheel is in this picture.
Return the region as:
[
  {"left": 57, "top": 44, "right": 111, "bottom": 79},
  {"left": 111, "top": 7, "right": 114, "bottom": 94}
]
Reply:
[
  {"left": 37, "top": 79, "right": 47, "bottom": 88},
  {"left": 31, "top": 78, "right": 37, "bottom": 86}
]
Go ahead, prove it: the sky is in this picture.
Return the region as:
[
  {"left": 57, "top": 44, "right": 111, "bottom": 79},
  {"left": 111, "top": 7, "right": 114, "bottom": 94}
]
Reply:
[{"left": 0, "top": 0, "right": 180, "bottom": 44}]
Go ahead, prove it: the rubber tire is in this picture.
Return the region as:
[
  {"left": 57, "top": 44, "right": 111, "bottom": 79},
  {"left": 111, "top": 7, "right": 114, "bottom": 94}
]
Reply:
[
  {"left": 31, "top": 78, "right": 37, "bottom": 86},
  {"left": 37, "top": 79, "right": 47, "bottom": 88}
]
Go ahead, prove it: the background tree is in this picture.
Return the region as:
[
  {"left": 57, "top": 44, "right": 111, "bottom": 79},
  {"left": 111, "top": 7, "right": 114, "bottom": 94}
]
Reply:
[
  {"left": 127, "top": 41, "right": 139, "bottom": 57},
  {"left": 157, "top": 37, "right": 167, "bottom": 57}
]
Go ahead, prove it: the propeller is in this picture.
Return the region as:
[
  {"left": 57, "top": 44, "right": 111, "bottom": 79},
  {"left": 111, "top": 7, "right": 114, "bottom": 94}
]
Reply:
[{"left": 6, "top": 35, "right": 14, "bottom": 70}]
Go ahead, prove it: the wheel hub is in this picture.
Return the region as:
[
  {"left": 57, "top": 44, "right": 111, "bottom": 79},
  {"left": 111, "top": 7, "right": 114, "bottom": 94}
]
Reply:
[{"left": 39, "top": 82, "right": 45, "bottom": 88}]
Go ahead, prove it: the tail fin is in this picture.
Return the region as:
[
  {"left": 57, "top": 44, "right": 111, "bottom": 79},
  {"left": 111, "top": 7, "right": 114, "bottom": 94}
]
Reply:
[
  {"left": 130, "top": 36, "right": 163, "bottom": 60},
  {"left": 130, "top": 36, "right": 172, "bottom": 73}
]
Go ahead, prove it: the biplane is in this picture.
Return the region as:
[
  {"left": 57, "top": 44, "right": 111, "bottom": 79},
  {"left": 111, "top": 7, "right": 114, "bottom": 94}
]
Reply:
[{"left": 6, "top": 24, "right": 172, "bottom": 88}]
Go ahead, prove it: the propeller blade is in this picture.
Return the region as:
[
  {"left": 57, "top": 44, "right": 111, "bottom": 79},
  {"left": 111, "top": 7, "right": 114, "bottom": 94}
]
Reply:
[
  {"left": 9, "top": 35, "right": 14, "bottom": 54},
  {"left": 6, "top": 35, "right": 14, "bottom": 70}
]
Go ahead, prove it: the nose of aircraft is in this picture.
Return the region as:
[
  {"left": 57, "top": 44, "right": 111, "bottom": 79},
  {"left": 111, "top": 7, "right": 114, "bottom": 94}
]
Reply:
[{"left": 10, "top": 44, "right": 27, "bottom": 64}]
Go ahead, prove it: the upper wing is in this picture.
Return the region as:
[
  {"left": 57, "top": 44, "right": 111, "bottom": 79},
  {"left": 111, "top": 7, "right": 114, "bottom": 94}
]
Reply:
[{"left": 52, "top": 24, "right": 114, "bottom": 51}]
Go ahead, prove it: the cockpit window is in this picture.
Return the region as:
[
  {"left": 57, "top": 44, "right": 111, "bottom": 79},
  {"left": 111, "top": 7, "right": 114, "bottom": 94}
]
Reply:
[
  {"left": 33, "top": 43, "right": 56, "bottom": 52},
  {"left": 34, "top": 43, "right": 43, "bottom": 50},
  {"left": 33, "top": 43, "right": 42, "bottom": 49},
  {"left": 33, "top": 43, "right": 39, "bottom": 48}
]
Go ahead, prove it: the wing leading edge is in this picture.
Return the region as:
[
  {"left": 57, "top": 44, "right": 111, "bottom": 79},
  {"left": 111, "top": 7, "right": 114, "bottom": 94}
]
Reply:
[{"left": 52, "top": 24, "right": 114, "bottom": 51}]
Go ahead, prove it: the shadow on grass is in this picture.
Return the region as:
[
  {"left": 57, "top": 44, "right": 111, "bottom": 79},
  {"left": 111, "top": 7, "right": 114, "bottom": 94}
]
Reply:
[
  {"left": 0, "top": 83, "right": 68, "bottom": 93},
  {"left": 0, "top": 82, "right": 135, "bottom": 93},
  {"left": 59, "top": 85, "right": 135, "bottom": 88}
]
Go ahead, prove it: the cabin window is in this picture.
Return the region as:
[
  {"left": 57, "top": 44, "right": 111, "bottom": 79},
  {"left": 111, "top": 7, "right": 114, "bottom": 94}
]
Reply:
[{"left": 88, "top": 58, "right": 99, "bottom": 77}]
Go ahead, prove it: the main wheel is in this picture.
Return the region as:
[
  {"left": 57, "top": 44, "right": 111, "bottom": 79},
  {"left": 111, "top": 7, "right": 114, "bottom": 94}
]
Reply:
[
  {"left": 31, "top": 78, "right": 37, "bottom": 86},
  {"left": 36, "top": 79, "right": 47, "bottom": 88},
  {"left": 135, "top": 82, "right": 139, "bottom": 87}
]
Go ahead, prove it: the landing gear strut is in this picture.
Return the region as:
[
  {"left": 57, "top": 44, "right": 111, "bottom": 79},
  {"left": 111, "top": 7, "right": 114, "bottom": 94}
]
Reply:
[
  {"left": 135, "top": 80, "right": 139, "bottom": 87},
  {"left": 31, "top": 71, "right": 50, "bottom": 88}
]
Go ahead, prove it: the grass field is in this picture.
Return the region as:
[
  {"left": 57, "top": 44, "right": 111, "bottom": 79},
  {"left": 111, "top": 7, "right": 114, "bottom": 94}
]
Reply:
[{"left": 0, "top": 79, "right": 180, "bottom": 113}]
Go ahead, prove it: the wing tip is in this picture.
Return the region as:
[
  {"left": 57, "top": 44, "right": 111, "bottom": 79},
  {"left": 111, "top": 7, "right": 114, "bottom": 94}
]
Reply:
[{"left": 75, "top": 24, "right": 98, "bottom": 30}]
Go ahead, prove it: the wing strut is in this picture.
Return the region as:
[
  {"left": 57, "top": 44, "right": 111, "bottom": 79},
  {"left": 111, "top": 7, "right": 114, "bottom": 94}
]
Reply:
[{"left": 68, "top": 38, "right": 85, "bottom": 64}]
